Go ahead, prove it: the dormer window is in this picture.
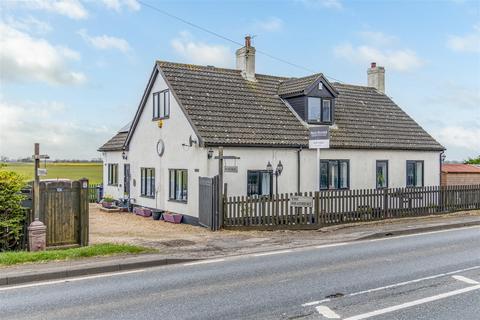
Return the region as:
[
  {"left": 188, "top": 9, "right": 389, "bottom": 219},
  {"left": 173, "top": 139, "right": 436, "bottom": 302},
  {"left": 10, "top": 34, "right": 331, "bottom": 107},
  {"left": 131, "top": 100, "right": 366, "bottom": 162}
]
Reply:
[{"left": 307, "top": 97, "right": 332, "bottom": 123}]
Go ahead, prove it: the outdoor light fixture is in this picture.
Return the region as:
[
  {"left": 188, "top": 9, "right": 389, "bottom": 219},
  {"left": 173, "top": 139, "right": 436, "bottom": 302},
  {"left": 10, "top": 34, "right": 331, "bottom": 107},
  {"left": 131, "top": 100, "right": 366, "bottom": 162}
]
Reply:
[
  {"left": 207, "top": 148, "right": 214, "bottom": 159},
  {"left": 441, "top": 152, "right": 446, "bottom": 163},
  {"left": 122, "top": 151, "right": 128, "bottom": 160},
  {"left": 266, "top": 160, "right": 284, "bottom": 195}
]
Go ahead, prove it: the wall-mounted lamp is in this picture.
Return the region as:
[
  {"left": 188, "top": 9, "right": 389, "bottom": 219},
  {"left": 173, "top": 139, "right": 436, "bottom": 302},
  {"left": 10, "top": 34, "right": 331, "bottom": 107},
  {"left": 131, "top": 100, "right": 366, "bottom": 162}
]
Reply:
[{"left": 207, "top": 148, "right": 214, "bottom": 159}]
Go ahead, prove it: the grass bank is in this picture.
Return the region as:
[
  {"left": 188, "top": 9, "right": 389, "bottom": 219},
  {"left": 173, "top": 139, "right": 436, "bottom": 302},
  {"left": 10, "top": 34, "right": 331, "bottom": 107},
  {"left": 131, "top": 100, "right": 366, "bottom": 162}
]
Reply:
[{"left": 0, "top": 243, "right": 156, "bottom": 266}]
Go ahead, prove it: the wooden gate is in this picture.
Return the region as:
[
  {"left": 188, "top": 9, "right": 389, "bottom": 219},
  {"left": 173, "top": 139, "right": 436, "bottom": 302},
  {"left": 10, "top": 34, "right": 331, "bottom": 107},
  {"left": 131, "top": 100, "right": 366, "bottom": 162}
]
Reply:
[
  {"left": 35, "top": 179, "right": 89, "bottom": 247},
  {"left": 198, "top": 176, "right": 220, "bottom": 231}
]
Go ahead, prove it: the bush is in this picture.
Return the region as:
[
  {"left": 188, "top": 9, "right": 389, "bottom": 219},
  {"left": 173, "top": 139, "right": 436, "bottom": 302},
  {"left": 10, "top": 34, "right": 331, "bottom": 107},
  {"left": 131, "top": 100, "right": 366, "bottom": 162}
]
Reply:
[{"left": 0, "top": 170, "right": 27, "bottom": 251}]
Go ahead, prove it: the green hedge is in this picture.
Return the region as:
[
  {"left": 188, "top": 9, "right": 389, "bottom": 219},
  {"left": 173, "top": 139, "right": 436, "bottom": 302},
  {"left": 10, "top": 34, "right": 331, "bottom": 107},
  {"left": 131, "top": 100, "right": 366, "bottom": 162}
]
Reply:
[{"left": 0, "top": 170, "right": 27, "bottom": 251}]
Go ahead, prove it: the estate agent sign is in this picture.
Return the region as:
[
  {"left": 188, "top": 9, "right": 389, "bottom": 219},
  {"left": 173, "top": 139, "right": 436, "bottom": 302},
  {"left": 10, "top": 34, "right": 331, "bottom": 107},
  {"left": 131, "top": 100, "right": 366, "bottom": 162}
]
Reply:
[
  {"left": 290, "top": 195, "right": 313, "bottom": 208},
  {"left": 309, "top": 126, "right": 330, "bottom": 149}
]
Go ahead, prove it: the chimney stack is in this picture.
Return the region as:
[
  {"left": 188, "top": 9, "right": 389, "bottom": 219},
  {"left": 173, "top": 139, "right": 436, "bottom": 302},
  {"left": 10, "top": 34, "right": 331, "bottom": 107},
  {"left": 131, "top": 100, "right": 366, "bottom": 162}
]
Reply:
[
  {"left": 236, "top": 35, "right": 256, "bottom": 81},
  {"left": 367, "top": 62, "right": 385, "bottom": 93}
]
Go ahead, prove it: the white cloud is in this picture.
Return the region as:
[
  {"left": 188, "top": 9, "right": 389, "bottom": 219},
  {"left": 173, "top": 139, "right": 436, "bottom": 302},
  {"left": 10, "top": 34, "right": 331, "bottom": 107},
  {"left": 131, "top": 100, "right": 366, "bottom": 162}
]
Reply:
[
  {"left": 29, "top": 0, "right": 88, "bottom": 19},
  {"left": 334, "top": 43, "right": 424, "bottom": 72},
  {"left": 0, "top": 23, "right": 86, "bottom": 85},
  {"left": 254, "top": 17, "right": 283, "bottom": 32},
  {"left": 78, "top": 29, "right": 131, "bottom": 53},
  {"left": 100, "top": 0, "right": 140, "bottom": 12},
  {"left": 433, "top": 125, "right": 480, "bottom": 152},
  {"left": 447, "top": 24, "right": 480, "bottom": 53},
  {"left": 4, "top": 15, "right": 52, "bottom": 35},
  {"left": 171, "top": 31, "right": 232, "bottom": 68},
  {"left": 0, "top": 100, "right": 110, "bottom": 159},
  {"left": 298, "top": 0, "right": 343, "bottom": 9},
  {"left": 358, "top": 31, "right": 397, "bottom": 46},
  {"left": 426, "top": 82, "right": 480, "bottom": 110}
]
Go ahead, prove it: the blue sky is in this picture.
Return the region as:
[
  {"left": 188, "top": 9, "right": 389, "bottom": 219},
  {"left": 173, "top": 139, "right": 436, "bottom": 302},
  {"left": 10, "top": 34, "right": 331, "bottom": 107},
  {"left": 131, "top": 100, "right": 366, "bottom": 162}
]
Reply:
[{"left": 0, "top": 0, "right": 479, "bottom": 161}]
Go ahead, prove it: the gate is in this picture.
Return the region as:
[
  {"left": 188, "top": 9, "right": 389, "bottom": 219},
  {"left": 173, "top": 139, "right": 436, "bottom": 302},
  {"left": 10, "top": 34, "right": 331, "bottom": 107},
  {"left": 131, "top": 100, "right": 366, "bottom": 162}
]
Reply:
[
  {"left": 198, "top": 176, "right": 220, "bottom": 231},
  {"left": 33, "top": 179, "right": 89, "bottom": 247}
]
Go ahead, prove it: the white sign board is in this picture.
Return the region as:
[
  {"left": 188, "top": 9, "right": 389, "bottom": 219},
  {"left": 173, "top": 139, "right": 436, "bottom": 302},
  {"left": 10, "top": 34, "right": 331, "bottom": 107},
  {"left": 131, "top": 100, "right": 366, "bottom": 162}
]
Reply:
[
  {"left": 224, "top": 165, "right": 238, "bottom": 173},
  {"left": 290, "top": 196, "right": 313, "bottom": 208},
  {"left": 37, "top": 168, "right": 47, "bottom": 176},
  {"left": 309, "top": 126, "right": 330, "bottom": 149}
]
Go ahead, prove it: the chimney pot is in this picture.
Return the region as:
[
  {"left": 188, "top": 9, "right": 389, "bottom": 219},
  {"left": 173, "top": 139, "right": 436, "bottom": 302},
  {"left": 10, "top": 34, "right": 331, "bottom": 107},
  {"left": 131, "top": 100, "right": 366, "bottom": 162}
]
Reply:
[
  {"left": 371, "top": 62, "right": 376, "bottom": 68},
  {"left": 245, "top": 35, "right": 251, "bottom": 48}
]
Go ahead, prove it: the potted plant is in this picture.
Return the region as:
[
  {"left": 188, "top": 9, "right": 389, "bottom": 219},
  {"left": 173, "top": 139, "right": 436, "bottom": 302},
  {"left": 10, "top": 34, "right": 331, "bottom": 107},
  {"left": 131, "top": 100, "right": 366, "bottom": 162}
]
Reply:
[
  {"left": 163, "top": 212, "right": 183, "bottom": 224},
  {"left": 101, "top": 195, "right": 115, "bottom": 208}
]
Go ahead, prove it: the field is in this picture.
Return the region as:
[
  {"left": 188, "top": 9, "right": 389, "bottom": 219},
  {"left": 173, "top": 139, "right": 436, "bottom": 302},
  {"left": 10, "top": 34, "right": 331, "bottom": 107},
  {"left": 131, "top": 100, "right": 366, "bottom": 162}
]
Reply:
[{"left": 0, "top": 162, "right": 103, "bottom": 184}]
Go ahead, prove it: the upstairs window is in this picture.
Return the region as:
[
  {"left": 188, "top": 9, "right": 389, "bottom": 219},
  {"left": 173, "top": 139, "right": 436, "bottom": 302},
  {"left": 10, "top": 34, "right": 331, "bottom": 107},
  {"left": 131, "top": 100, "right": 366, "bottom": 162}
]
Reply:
[
  {"left": 376, "top": 160, "right": 388, "bottom": 189},
  {"left": 307, "top": 97, "right": 332, "bottom": 123},
  {"left": 140, "top": 168, "right": 155, "bottom": 197},
  {"left": 247, "top": 170, "right": 273, "bottom": 196},
  {"left": 107, "top": 164, "right": 118, "bottom": 185},
  {"left": 320, "top": 160, "right": 349, "bottom": 190},
  {"left": 153, "top": 90, "right": 170, "bottom": 119},
  {"left": 406, "top": 161, "right": 424, "bottom": 187}
]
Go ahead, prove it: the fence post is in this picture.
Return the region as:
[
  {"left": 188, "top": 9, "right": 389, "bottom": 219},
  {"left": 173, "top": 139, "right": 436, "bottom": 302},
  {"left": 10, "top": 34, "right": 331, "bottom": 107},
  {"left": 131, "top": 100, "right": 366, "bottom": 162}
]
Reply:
[
  {"left": 383, "top": 188, "right": 389, "bottom": 218},
  {"left": 79, "top": 178, "right": 89, "bottom": 246},
  {"left": 314, "top": 191, "right": 320, "bottom": 227}
]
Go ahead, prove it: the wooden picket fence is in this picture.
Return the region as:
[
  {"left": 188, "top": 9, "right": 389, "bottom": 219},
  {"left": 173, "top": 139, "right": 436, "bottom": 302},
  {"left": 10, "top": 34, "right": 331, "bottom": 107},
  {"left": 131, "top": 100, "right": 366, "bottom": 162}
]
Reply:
[{"left": 223, "top": 185, "right": 480, "bottom": 230}]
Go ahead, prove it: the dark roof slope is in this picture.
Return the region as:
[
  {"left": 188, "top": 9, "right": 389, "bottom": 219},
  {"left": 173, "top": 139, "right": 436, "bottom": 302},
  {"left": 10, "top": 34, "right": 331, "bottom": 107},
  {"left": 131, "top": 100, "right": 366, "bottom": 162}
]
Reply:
[
  {"left": 98, "top": 123, "right": 130, "bottom": 152},
  {"left": 158, "top": 61, "right": 309, "bottom": 147},
  {"left": 278, "top": 73, "right": 322, "bottom": 97},
  {"left": 330, "top": 83, "right": 444, "bottom": 151}
]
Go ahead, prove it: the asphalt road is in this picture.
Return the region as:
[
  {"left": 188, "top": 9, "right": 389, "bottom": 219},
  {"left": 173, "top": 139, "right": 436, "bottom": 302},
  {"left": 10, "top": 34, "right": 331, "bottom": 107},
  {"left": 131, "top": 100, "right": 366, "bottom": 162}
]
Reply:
[{"left": 1, "top": 226, "right": 479, "bottom": 320}]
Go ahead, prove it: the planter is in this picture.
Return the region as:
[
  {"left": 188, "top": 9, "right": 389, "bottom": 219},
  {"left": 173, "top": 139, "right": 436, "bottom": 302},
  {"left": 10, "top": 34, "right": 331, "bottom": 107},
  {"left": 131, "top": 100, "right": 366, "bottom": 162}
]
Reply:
[
  {"left": 102, "top": 201, "right": 115, "bottom": 209},
  {"left": 152, "top": 210, "right": 163, "bottom": 221},
  {"left": 163, "top": 212, "right": 183, "bottom": 224},
  {"left": 134, "top": 207, "right": 152, "bottom": 217}
]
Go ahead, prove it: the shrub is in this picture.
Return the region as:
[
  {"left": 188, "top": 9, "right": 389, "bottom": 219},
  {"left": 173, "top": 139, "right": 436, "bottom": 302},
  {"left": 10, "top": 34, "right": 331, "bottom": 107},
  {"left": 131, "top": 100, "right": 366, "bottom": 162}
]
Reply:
[{"left": 0, "top": 170, "right": 27, "bottom": 251}]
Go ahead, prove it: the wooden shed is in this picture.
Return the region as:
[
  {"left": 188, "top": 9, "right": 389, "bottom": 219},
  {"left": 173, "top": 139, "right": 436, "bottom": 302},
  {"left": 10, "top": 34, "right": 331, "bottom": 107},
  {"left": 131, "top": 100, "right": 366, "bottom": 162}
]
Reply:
[{"left": 441, "top": 164, "right": 480, "bottom": 186}]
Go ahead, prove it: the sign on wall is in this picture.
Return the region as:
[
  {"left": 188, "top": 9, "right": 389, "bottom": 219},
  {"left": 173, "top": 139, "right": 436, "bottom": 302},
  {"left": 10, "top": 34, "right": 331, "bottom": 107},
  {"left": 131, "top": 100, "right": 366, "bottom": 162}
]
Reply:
[
  {"left": 309, "top": 126, "right": 330, "bottom": 149},
  {"left": 224, "top": 165, "right": 238, "bottom": 173},
  {"left": 290, "top": 195, "right": 313, "bottom": 208}
]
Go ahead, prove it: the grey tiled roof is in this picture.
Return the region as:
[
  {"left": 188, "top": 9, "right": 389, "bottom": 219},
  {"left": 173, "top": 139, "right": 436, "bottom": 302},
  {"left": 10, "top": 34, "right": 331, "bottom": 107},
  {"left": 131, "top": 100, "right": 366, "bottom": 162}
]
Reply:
[
  {"left": 98, "top": 124, "right": 130, "bottom": 152},
  {"left": 158, "top": 61, "right": 310, "bottom": 147},
  {"left": 278, "top": 73, "right": 323, "bottom": 97},
  {"left": 330, "top": 83, "right": 444, "bottom": 150}
]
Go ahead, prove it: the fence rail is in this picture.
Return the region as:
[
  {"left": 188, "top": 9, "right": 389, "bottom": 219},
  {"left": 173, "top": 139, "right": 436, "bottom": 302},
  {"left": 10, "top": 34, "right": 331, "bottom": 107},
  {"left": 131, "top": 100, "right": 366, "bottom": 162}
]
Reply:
[{"left": 223, "top": 185, "right": 480, "bottom": 230}]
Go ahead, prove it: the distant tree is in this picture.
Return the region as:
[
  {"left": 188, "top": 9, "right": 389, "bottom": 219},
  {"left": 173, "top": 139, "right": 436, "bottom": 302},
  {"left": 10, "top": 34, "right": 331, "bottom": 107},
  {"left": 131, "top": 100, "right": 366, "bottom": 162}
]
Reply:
[{"left": 464, "top": 155, "right": 480, "bottom": 165}]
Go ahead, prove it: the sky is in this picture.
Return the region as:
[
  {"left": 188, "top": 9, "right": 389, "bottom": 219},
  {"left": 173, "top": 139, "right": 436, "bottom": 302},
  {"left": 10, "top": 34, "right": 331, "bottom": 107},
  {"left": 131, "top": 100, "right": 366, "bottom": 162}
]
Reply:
[{"left": 0, "top": 0, "right": 479, "bottom": 161}]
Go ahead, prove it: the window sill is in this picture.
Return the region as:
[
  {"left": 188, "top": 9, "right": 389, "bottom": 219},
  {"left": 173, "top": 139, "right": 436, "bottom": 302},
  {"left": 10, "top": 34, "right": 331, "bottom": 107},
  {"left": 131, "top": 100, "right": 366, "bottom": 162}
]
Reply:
[
  {"left": 307, "top": 121, "right": 333, "bottom": 125},
  {"left": 140, "top": 195, "right": 155, "bottom": 199},
  {"left": 168, "top": 199, "right": 188, "bottom": 204},
  {"left": 152, "top": 117, "right": 170, "bottom": 121},
  {"left": 107, "top": 184, "right": 118, "bottom": 186}
]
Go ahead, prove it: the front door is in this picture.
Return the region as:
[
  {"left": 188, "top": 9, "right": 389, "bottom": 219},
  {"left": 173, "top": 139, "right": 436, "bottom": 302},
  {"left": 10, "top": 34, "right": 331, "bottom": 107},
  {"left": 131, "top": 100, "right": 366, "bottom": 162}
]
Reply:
[{"left": 124, "top": 164, "right": 130, "bottom": 198}]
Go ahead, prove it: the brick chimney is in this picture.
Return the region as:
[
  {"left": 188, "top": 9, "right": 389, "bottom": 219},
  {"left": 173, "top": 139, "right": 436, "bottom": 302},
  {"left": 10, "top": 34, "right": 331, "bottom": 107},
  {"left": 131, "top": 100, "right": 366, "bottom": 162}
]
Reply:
[
  {"left": 236, "top": 36, "right": 256, "bottom": 82},
  {"left": 367, "top": 62, "right": 385, "bottom": 93}
]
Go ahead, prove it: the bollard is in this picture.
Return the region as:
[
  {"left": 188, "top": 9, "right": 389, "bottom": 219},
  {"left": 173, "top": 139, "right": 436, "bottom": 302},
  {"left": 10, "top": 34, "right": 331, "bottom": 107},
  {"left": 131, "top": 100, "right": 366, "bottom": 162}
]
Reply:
[{"left": 28, "top": 218, "right": 47, "bottom": 251}]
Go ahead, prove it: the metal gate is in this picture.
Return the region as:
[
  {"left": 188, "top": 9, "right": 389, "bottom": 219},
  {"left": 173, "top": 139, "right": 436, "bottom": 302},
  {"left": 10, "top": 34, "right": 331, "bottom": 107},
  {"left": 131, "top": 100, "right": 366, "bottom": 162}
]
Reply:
[
  {"left": 34, "top": 179, "right": 89, "bottom": 247},
  {"left": 198, "top": 176, "right": 220, "bottom": 231}
]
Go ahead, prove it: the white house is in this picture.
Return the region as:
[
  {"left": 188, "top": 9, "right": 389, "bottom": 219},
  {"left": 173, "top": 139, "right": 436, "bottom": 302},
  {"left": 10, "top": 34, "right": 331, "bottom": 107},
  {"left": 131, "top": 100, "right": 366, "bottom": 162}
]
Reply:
[{"left": 99, "top": 37, "right": 444, "bottom": 224}]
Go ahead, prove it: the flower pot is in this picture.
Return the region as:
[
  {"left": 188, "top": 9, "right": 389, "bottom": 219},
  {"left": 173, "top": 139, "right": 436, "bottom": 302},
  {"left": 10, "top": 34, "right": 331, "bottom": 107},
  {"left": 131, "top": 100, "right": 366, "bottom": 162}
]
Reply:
[
  {"left": 152, "top": 210, "right": 163, "bottom": 220},
  {"left": 163, "top": 212, "right": 183, "bottom": 224},
  {"left": 102, "top": 201, "right": 114, "bottom": 209}
]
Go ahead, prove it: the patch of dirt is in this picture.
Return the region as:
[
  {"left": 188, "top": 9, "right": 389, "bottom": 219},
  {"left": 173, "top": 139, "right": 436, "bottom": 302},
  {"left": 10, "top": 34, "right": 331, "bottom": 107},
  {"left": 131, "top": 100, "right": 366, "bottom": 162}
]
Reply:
[{"left": 159, "top": 239, "right": 196, "bottom": 247}]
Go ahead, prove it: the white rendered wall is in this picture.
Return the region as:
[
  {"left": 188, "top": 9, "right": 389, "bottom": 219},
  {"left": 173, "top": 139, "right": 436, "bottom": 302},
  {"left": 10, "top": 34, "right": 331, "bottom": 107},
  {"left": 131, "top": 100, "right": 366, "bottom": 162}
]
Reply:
[{"left": 102, "top": 151, "right": 125, "bottom": 200}]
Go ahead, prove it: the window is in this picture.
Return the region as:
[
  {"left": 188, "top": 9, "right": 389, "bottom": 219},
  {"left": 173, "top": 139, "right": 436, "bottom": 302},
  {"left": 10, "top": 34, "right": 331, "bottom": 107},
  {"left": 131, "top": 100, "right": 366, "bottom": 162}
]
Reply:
[
  {"left": 307, "top": 97, "right": 321, "bottom": 122},
  {"left": 107, "top": 164, "right": 118, "bottom": 185},
  {"left": 169, "top": 169, "right": 188, "bottom": 202},
  {"left": 247, "top": 171, "right": 273, "bottom": 196},
  {"left": 320, "top": 160, "right": 349, "bottom": 190},
  {"left": 406, "top": 161, "right": 424, "bottom": 187},
  {"left": 307, "top": 97, "right": 333, "bottom": 123},
  {"left": 140, "top": 168, "right": 155, "bottom": 197},
  {"left": 376, "top": 160, "right": 388, "bottom": 189},
  {"left": 153, "top": 90, "right": 170, "bottom": 119}
]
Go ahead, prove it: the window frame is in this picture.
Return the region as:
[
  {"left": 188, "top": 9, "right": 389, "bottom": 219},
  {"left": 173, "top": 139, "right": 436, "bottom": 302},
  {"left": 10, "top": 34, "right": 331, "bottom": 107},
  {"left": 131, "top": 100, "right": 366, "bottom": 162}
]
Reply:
[
  {"left": 319, "top": 159, "right": 349, "bottom": 190},
  {"left": 406, "top": 160, "right": 424, "bottom": 187},
  {"left": 152, "top": 89, "right": 170, "bottom": 120},
  {"left": 306, "top": 96, "right": 333, "bottom": 124},
  {"left": 140, "top": 167, "right": 155, "bottom": 198},
  {"left": 107, "top": 163, "right": 118, "bottom": 186},
  {"left": 168, "top": 169, "right": 188, "bottom": 203},
  {"left": 247, "top": 170, "right": 273, "bottom": 197},
  {"left": 376, "top": 160, "right": 389, "bottom": 189}
]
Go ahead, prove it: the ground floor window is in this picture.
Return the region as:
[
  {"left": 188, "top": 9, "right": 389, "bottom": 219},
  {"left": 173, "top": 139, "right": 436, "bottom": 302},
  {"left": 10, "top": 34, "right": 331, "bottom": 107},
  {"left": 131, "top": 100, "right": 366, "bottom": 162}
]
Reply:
[
  {"left": 376, "top": 160, "right": 388, "bottom": 189},
  {"left": 169, "top": 169, "right": 188, "bottom": 202},
  {"left": 107, "top": 163, "right": 118, "bottom": 185},
  {"left": 406, "top": 160, "right": 424, "bottom": 187},
  {"left": 247, "top": 170, "right": 273, "bottom": 196},
  {"left": 140, "top": 168, "right": 155, "bottom": 197},
  {"left": 320, "top": 160, "right": 349, "bottom": 190}
]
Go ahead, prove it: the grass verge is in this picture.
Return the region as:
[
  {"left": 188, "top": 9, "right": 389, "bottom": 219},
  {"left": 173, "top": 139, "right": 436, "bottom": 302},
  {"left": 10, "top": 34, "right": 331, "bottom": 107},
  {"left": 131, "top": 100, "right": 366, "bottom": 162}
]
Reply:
[{"left": 0, "top": 243, "right": 157, "bottom": 266}]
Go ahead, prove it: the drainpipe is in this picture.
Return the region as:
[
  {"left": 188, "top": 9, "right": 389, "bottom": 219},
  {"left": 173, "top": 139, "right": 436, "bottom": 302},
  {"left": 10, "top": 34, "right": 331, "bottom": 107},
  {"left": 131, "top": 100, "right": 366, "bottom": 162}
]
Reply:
[{"left": 297, "top": 148, "right": 302, "bottom": 193}]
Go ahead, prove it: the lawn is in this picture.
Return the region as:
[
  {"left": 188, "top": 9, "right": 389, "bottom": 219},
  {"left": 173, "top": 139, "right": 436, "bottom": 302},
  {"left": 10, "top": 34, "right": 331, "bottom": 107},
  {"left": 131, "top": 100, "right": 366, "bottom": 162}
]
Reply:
[
  {"left": 0, "top": 243, "right": 156, "bottom": 266},
  {"left": 0, "top": 162, "right": 103, "bottom": 184}
]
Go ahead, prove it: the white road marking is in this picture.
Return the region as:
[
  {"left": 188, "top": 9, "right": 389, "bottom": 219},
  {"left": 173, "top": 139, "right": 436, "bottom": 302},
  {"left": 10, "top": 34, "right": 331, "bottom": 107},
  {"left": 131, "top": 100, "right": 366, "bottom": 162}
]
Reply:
[
  {"left": 314, "top": 242, "right": 350, "bottom": 249},
  {"left": 343, "top": 284, "right": 480, "bottom": 320},
  {"left": 302, "top": 265, "right": 480, "bottom": 307},
  {"left": 253, "top": 250, "right": 292, "bottom": 257},
  {"left": 452, "top": 275, "right": 479, "bottom": 285},
  {"left": 302, "top": 298, "right": 331, "bottom": 307},
  {"left": 363, "top": 225, "right": 480, "bottom": 243},
  {"left": 182, "top": 258, "right": 225, "bottom": 266},
  {"left": 0, "top": 269, "right": 144, "bottom": 292},
  {"left": 316, "top": 305, "right": 341, "bottom": 319}
]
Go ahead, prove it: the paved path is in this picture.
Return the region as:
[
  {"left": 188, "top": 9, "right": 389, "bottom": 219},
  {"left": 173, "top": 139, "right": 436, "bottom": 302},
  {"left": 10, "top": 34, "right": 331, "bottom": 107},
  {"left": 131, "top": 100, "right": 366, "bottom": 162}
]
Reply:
[{"left": 1, "top": 226, "right": 479, "bottom": 319}]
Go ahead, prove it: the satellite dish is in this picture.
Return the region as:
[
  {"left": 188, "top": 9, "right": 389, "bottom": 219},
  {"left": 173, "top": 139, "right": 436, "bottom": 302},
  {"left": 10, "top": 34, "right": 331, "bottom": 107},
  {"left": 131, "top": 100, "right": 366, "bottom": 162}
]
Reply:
[{"left": 189, "top": 135, "right": 197, "bottom": 147}]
